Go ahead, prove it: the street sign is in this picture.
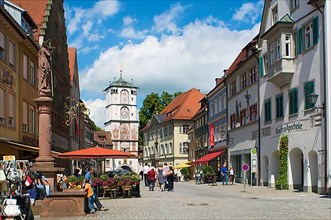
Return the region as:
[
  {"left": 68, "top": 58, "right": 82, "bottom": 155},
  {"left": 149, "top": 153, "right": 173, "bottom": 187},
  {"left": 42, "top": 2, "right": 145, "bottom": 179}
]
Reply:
[{"left": 242, "top": 163, "right": 249, "bottom": 171}]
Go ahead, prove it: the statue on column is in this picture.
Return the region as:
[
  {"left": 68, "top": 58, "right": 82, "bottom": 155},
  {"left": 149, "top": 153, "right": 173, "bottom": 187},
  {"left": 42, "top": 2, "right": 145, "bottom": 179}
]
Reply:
[{"left": 38, "top": 39, "right": 54, "bottom": 97}]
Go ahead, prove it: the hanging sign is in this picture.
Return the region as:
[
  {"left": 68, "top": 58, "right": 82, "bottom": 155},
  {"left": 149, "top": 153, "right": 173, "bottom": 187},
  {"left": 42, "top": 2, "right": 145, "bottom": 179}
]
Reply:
[{"left": 3, "top": 155, "right": 15, "bottom": 161}]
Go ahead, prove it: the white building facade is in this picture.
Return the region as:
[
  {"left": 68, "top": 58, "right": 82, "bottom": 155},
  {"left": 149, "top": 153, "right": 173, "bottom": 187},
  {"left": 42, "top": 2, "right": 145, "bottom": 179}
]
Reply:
[
  {"left": 258, "top": 0, "right": 326, "bottom": 193},
  {"left": 104, "top": 73, "right": 139, "bottom": 172},
  {"left": 226, "top": 37, "right": 259, "bottom": 185}
]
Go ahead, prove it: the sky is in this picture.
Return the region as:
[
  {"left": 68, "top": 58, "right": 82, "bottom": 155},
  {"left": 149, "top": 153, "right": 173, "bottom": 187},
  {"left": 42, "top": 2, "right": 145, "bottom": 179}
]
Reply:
[{"left": 64, "top": 0, "right": 264, "bottom": 129}]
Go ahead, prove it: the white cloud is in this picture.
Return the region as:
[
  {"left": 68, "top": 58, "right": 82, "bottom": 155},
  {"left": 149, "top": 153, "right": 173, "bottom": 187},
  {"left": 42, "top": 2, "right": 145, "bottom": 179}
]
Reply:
[
  {"left": 153, "top": 3, "right": 186, "bottom": 34},
  {"left": 123, "top": 16, "right": 137, "bottom": 26},
  {"left": 80, "top": 17, "right": 260, "bottom": 128},
  {"left": 81, "top": 45, "right": 100, "bottom": 55},
  {"left": 119, "top": 27, "right": 147, "bottom": 39},
  {"left": 66, "top": 0, "right": 120, "bottom": 49},
  {"left": 84, "top": 98, "right": 107, "bottom": 129},
  {"left": 232, "top": 0, "right": 264, "bottom": 24}
]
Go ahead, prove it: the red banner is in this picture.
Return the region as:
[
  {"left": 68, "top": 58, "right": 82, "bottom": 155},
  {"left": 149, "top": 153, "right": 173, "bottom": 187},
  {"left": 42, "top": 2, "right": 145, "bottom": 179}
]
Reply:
[{"left": 209, "top": 123, "right": 214, "bottom": 146}]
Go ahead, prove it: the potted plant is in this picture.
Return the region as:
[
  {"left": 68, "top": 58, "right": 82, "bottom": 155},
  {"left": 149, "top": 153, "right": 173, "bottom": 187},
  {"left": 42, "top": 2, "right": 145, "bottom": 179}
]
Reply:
[
  {"left": 201, "top": 165, "right": 216, "bottom": 183},
  {"left": 180, "top": 168, "right": 190, "bottom": 181},
  {"left": 67, "top": 175, "right": 78, "bottom": 188}
]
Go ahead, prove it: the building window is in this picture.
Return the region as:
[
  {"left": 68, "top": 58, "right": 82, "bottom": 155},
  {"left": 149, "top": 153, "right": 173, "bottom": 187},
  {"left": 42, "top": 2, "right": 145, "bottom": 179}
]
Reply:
[
  {"left": 250, "top": 104, "right": 257, "bottom": 122},
  {"left": 0, "top": 31, "right": 5, "bottom": 61},
  {"left": 210, "top": 103, "right": 214, "bottom": 116},
  {"left": 8, "top": 93, "right": 15, "bottom": 127},
  {"left": 304, "top": 81, "right": 315, "bottom": 109},
  {"left": 29, "top": 106, "right": 35, "bottom": 133},
  {"left": 285, "top": 34, "right": 292, "bottom": 57},
  {"left": 275, "top": 94, "right": 284, "bottom": 118},
  {"left": 183, "top": 142, "right": 189, "bottom": 154},
  {"left": 276, "top": 37, "right": 281, "bottom": 60},
  {"left": 180, "top": 124, "right": 189, "bottom": 134},
  {"left": 269, "top": 42, "right": 274, "bottom": 65},
  {"left": 169, "top": 143, "right": 172, "bottom": 154},
  {"left": 289, "top": 88, "right": 298, "bottom": 115},
  {"left": 264, "top": 99, "right": 272, "bottom": 122},
  {"left": 9, "top": 41, "right": 15, "bottom": 67},
  {"left": 230, "top": 81, "right": 236, "bottom": 97},
  {"left": 250, "top": 66, "right": 257, "bottom": 84},
  {"left": 214, "top": 100, "right": 218, "bottom": 113},
  {"left": 291, "top": 0, "right": 299, "bottom": 11},
  {"left": 0, "top": 88, "right": 5, "bottom": 124},
  {"left": 304, "top": 23, "right": 313, "bottom": 50},
  {"left": 230, "top": 114, "right": 236, "bottom": 129},
  {"left": 272, "top": 6, "right": 278, "bottom": 25},
  {"left": 30, "top": 61, "right": 35, "bottom": 86},
  {"left": 23, "top": 54, "right": 28, "bottom": 79},
  {"left": 263, "top": 54, "right": 269, "bottom": 74},
  {"left": 23, "top": 101, "right": 28, "bottom": 132},
  {"left": 240, "top": 72, "right": 247, "bottom": 90},
  {"left": 240, "top": 109, "right": 246, "bottom": 126}
]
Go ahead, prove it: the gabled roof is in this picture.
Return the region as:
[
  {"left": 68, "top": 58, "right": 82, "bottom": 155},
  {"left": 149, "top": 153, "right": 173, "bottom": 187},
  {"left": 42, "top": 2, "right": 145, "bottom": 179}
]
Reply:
[
  {"left": 68, "top": 47, "right": 77, "bottom": 85},
  {"left": 10, "top": 0, "right": 48, "bottom": 41},
  {"left": 161, "top": 88, "right": 204, "bottom": 121},
  {"left": 225, "top": 35, "right": 258, "bottom": 77}
]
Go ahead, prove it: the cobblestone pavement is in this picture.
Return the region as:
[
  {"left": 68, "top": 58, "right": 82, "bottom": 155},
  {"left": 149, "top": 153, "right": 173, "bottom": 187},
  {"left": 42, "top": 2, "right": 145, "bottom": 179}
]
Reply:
[{"left": 37, "top": 181, "right": 331, "bottom": 220}]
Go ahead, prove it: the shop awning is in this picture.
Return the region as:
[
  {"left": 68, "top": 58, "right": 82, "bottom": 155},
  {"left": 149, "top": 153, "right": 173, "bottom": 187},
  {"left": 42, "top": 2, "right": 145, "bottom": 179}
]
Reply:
[{"left": 194, "top": 151, "right": 225, "bottom": 164}]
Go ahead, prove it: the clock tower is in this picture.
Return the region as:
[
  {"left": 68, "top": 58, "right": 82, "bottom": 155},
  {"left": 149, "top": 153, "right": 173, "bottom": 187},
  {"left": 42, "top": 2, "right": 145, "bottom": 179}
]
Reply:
[{"left": 104, "top": 70, "right": 139, "bottom": 172}]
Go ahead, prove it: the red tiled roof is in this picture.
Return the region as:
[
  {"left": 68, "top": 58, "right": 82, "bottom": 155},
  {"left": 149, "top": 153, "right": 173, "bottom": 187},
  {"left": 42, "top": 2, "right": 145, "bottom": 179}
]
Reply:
[
  {"left": 68, "top": 47, "right": 76, "bottom": 85},
  {"left": 10, "top": 0, "right": 48, "bottom": 41},
  {"left": 161, "top": 88, "right": 204, "bottom": 121},
  {"left": 225, "top": 35, "right": 259, "bottom": 77}
]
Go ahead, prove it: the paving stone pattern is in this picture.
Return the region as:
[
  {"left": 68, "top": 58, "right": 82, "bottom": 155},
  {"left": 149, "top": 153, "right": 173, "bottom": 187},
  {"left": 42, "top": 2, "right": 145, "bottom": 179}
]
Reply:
[{"left": 36, "top": 181, "right": 331, "bottom": 219}]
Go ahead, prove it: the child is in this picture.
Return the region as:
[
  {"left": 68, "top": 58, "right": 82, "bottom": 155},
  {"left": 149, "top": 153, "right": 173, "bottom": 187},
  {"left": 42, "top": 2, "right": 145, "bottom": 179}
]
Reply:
[{"left": 84, "top": 178, "right": 95, "bottom": 214}]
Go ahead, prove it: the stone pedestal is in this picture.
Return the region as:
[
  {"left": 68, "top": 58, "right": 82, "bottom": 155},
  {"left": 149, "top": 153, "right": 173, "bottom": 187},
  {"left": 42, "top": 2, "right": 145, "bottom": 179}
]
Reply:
[
  {"left": 40, "top": 191, "right": 87, "bottom": 217},
  {"left": 33, "top": 96, "right": 62, "bottom": 192}
]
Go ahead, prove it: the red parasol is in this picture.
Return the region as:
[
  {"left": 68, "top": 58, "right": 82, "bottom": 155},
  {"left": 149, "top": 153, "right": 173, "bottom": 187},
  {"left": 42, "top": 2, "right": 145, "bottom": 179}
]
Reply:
[{"left": 58, "top": 146, "right": 135, "bottom": 159}]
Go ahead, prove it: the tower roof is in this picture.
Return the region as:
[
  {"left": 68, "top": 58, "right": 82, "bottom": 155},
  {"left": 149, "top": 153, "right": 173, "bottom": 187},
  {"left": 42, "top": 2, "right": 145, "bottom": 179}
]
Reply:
[{"left": 104, "top": 71, "right": 138, "bottom": 91}]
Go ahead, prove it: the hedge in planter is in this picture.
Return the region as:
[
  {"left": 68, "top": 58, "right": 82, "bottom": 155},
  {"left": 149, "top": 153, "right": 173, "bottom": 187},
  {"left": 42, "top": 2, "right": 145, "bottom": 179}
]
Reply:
[{"left": 276, "top": 135, "right": 289, "bottom": 190}]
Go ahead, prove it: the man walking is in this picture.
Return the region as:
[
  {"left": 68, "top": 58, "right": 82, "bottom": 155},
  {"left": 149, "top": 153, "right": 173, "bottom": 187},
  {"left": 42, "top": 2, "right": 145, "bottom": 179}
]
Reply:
[
  {"left": 220, "top": 164, "right": 228, "bottom": 185},
  {"left": 143, "top": 163, "right": 150, "bottom": 186}
]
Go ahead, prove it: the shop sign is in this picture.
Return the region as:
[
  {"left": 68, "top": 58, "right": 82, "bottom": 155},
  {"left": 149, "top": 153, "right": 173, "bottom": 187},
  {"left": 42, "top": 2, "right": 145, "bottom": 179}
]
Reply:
[
  {"left": 3, "top": 155, "right": 15, "bottom": 161},
  {"left": 275, "top": 122, "right": 303, "bottom": 135},
  {"left": 209, "top": 124, "right": 214, "bottom": 146}
]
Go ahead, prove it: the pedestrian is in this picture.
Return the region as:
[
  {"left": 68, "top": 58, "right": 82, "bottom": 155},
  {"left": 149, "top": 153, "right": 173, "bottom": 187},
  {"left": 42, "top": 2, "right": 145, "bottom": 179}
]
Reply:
[
  {"left": 220, "top": 164, "right": 228, "bottom": 185},
  {"left": 156, "top": 165, "right": 165, "bottom": 191},
  {"left": 147, "top": 166, "right": 156, "bottom": 191},
  {"left": 85, "top": 167, "right": 94, "bottom": 180},
  {"left": 163, "top": 163, "right": 169, "bottom": 189},
  {"left": 229, "top": 166, "right": 235, "bottom": 185},
  {"left": 166, "top": 166, "right": 175, "bottom": 191},
  {"left": 143, "top": 163, "right": 150, "bottom": 187},
  {"left": 84, "top": 178, "right": 95, "bottom": 214}
]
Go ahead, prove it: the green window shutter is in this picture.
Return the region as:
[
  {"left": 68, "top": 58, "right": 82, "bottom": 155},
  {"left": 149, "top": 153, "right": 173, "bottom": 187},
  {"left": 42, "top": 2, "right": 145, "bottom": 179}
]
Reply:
[
  {"left": 305, "top": 81, "right": 315, "bottom": 109},
  {"left": 259, "top": 57, "right": 264, "bottom": 78},
  {"left": 313, "top": 16, "right": 319, "bottom": 45},
  {"left": 289, "top": 89, "right": 298, "bottom": 115},
  {"left": 296, "top": 28, "right": 303, "bottom": 55},
  {"left": 268, "top": 101, "right": 271, "bottom": 121},
  {"left": 265, "top": 99, "right": 271, "bottom": 122}
]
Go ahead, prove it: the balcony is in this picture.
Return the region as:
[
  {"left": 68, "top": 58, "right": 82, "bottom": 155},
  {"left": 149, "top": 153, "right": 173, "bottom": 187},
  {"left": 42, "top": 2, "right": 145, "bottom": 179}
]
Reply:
[{"left": 267, "top": 57, "right": 294, "bottom": 88}]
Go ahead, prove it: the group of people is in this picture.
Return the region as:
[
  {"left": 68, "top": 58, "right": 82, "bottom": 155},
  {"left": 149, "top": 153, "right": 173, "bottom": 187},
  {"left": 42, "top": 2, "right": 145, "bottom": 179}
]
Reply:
[
  {"left": 220, "top": 164, "right": 235, "bottom": 185},
  {"left": 142, "top": 163, "right": 175, "bottom": 192}
]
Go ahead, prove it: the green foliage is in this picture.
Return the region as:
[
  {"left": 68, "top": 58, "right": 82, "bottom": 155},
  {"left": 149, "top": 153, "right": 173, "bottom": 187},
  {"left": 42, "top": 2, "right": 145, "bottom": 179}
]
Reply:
[
  {"left": 67, "top": 175, "right": 78, "bottom": 183},
  {"left": 89, "top": 119, "right": 101, "bottom": 131},
  {"left": 180, "top": 167, "right": 189, "bottom": 176},
  {"left": 276, "top": 135, "right": 289, "bottom": 190},
  {"left": 100, "top": 174, "right": 108, "bottom": 181},
  {"left": 138, "top": 91, "right": 183, "bottom": 145},
  {"left": 201, "top": 165, "right": 215, "bottom": 175}
]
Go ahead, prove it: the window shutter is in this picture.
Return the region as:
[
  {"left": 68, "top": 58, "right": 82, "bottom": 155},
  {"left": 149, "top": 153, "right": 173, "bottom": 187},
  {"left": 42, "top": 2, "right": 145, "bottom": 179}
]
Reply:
[
  {"left": 23, "top": 101, "right": 28, "bottom": 125},
  {"left": 8, "top": 94, "right": 14, "bottom": 117},
  {"left": 0, "top": 88, "right": 4, "bottom": 120},
  {"left": 259, "top": 56, "right": 264, "bottom": 77},
  {"left": 293, "top": 89, "right": 298, "bottom": 113},
  {"left": 296, "top": 28, "right": 302, "bottom": 55},
  {"left": 313, "top": 16, "right": 319, "bottom": 45},
  {"left": 0, "top": 31, "right": 4, "bottom": 49},
  {"left": 305, "top": 81, "right": 315, "bottom": 109}
]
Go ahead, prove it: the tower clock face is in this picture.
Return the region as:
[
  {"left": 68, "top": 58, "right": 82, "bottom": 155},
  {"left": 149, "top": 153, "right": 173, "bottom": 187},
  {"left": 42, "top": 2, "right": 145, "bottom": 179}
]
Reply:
[{"left": 121, "top": 108, "right": 129, "bottom": 119}]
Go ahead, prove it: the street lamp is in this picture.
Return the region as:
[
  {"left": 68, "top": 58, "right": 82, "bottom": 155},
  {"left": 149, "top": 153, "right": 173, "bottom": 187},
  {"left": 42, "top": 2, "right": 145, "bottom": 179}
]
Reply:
[{"left": 307, "top": 92, "right": 325, "bottom": 114}]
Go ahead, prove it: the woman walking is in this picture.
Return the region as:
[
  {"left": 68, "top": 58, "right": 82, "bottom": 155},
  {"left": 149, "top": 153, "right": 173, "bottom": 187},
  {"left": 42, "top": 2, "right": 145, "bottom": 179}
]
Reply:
[{"left": 156, "top": 165, "right": 165, "bottom": 191}]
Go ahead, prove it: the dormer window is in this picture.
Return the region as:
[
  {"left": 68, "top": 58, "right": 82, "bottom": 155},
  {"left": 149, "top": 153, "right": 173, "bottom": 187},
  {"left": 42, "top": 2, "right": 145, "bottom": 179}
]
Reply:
[{"left": 272, "top": 6, "right": 278, "bottom": 25}]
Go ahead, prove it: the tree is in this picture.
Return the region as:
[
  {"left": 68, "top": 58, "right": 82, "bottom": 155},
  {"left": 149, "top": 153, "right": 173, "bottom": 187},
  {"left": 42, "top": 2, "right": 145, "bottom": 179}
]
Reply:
[{"left": 138, "top": 91, "right": 182, "bottom": 145}]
